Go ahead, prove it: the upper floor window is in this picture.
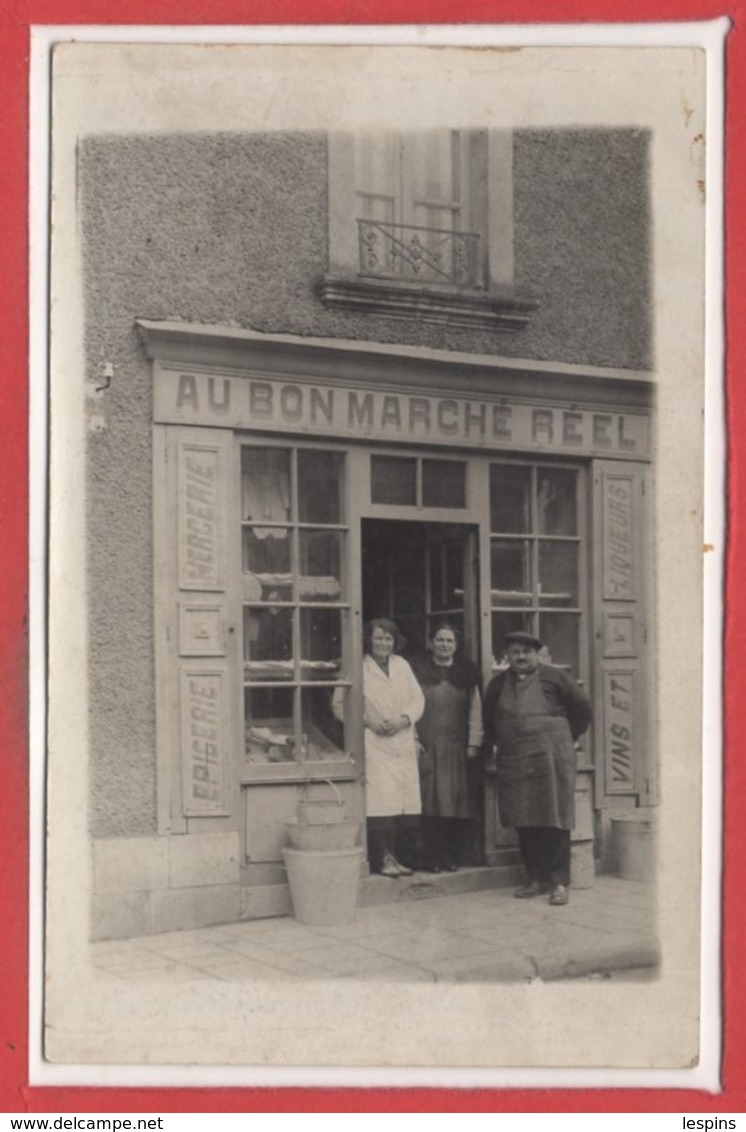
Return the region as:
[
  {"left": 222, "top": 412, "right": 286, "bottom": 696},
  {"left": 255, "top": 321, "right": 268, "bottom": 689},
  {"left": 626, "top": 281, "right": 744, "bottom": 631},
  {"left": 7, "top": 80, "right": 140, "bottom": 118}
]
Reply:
[
  {"left": 322, "top": 128, "right": 538, "bottom": 331},
  {"left": 355, "top": 131, "right": 482, "bottom": 289}
]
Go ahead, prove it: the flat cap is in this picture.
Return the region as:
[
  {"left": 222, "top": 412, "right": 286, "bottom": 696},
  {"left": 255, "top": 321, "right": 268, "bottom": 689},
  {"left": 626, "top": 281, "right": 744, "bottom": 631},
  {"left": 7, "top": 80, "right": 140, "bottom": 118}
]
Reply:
[{"left": 504, "top": 630, "right": 543, "bottom": 651}]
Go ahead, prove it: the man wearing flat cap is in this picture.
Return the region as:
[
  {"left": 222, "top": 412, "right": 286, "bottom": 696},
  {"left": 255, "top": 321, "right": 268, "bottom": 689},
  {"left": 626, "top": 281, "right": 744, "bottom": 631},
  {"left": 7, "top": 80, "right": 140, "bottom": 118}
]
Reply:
[{"left": 482, "top": 631, "right": 592, "bottom": 906}]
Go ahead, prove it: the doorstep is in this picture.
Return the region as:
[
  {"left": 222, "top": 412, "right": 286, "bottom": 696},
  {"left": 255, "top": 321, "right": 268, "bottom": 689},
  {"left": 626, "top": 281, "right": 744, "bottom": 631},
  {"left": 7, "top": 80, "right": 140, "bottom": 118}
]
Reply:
[
  {"left": 358, "top": 863, "right": 525, "bottom": 907},
  {"left": 240, "top": 863, "right": 524, "bottom": 921}
]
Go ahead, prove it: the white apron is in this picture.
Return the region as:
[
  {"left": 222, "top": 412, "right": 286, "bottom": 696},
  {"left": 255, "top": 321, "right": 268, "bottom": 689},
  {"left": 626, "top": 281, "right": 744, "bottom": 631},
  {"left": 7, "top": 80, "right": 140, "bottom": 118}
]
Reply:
[{"left": 363, "top": 654, "right": 425, "bottom": 817}]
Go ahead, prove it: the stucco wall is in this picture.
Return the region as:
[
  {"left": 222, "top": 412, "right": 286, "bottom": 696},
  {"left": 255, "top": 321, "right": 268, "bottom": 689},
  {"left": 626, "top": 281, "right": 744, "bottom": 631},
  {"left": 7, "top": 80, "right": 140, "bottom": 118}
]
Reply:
[
  {"left": 81, "top": 129, "right": 651, "bottom": 837},
  {"left": 514, "top": 129, "right": 651, "bottom": 370}
]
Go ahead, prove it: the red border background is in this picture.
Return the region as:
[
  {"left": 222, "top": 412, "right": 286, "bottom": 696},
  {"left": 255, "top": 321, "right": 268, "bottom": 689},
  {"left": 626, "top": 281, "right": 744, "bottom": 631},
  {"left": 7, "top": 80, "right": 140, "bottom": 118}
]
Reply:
[{"left": 2, "top": 4, "right": 739, "bottom": 1114}]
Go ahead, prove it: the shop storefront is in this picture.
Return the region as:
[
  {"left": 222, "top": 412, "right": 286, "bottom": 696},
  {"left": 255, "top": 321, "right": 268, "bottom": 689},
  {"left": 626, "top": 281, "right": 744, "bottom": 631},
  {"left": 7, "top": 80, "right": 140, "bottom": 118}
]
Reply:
[{"left": 134, "top": 320, "right": 655, "bottom": 923}]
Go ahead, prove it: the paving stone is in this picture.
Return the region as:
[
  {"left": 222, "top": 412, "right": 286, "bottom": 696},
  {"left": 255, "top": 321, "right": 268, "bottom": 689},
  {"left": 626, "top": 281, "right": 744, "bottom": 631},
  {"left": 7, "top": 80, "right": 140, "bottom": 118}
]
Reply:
[
  {"left": 92, "top": 950, "right": 189, "bottom": 972},
  {"left": 337, "top": 964, "right": 436, "bottom": 982},
  {"left": 218, "top": 922, "right": 330, "bottom": 951},
  {"left": 360, "top": 930, "right": 498, "bottom": 965},
  {"left": 429, "top": 954, "right": 538, "bottom": 983},
  {"left": 137, "top": 939, "right": 234, "bottom": 961},
  {"left": 284, "top": 942, "right": 394, "bottom": 973},
  {"left": 219, "top": 941, "right": 337, "bottom": 976},
  {"left": 188, "top": 955, "right": 300, "bottom": 980}
]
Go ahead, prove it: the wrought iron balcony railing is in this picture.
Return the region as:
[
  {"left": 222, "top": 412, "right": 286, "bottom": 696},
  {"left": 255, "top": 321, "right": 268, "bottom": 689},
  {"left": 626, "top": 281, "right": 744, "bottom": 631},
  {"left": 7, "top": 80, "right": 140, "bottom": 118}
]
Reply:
[{"left": 357, "top": 219, "right": 482, "bottom": 289}]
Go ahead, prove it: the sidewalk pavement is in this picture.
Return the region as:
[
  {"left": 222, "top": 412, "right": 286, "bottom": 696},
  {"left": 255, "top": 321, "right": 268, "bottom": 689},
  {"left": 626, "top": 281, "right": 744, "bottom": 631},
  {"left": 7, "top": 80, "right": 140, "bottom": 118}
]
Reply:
[{"left": 90, "top": 874, "right": 658, "bottom": 984}]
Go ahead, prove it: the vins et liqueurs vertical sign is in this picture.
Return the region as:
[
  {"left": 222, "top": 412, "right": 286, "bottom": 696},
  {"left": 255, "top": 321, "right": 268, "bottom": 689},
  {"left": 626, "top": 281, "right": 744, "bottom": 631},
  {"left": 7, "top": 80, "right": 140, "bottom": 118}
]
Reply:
[{"left": 601, "top": 472, "right": 638, "bottom": 794}]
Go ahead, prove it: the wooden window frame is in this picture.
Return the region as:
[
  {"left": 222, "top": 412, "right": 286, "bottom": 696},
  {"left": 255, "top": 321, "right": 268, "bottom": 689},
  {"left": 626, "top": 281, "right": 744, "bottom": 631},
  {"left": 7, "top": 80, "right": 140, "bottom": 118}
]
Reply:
[{"left": 485, "top": 457, "right": 590, "bottom": 687}]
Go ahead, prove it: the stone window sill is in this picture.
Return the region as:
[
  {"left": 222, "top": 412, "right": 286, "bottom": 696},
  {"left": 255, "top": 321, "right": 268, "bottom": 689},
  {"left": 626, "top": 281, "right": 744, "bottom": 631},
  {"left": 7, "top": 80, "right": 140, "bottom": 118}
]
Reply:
[{"left": 318, "top": 274, "right": 539, "bottom": 332}]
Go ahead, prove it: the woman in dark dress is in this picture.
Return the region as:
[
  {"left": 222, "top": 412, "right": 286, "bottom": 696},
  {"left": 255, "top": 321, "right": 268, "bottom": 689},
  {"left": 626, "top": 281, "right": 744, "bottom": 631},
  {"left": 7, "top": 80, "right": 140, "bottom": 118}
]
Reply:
[{"left": 410, "top": 622, "right": 483, "bottom": 872}]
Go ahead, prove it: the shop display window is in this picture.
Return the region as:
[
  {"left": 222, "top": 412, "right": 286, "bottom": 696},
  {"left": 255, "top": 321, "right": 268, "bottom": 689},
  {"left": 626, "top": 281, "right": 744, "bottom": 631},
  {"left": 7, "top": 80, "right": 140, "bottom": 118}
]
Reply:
[
  {"left": 490, "top": 539, "right": 531, "bottom": 605},
  {"left": 241, "top": 442, "right": 350, "bottom": 768},
  {"left": 489, "top": 465, "right": 531, "bottom": 533},
  {"left": 490, "top": 462, "right": 585, "bottom": 674},
  {"left": 538, "top": 541, "right": 579, "bottom": 608},
  {"left": 537, "top": 467, "right": 577, "bottom": 536},
  {"left": 541, "top": 613, "right": 581, "bottom": 677},
  {"left": 298, "top": 529, "right": 344, "bottom": 600},
  {"left": 298, "top": 449, "right": 345, "bottom": 524}
]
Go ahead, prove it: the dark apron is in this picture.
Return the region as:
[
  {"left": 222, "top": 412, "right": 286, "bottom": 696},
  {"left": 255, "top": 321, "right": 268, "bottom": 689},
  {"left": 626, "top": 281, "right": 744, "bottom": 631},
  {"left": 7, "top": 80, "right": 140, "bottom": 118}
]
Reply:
[
  {"left": 418, "top": 678, "right": 472, "bottom": 818},
  {"left": 494, "top": 672, "right": 576, "bottom": 830}
]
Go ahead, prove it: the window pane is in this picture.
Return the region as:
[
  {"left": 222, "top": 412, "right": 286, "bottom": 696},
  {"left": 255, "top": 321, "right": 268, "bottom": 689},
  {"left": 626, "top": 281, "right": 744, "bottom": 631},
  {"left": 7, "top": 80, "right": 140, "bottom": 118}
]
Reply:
[
  {"left": 491, "top": 612, "right": 533, "bottom": 669},
  {"left": 298, "top": 450, "right": 345, "bottom": 524},
  {"left": 490, "top": 465, "right": 532, "bottom": 533},
  {"left": 412, "top": 130, "right": 459, "bottom": 209},
  {"left": 242, "top": 528, "right": 292, "bottom": 601},
  {"left": 241, "top": 447, "right": 292, "bottom": 525},
  {"left": 303, "top": 688, "right": 348, "bottom": 761},
  {"left": 300, "top": 608, "right": 343, "bottom": 682},
  {"left": 371, "top": 456, "right": 417, "bottom": 505},
  {"left": 299, "top": 530, "right": 344, "bottom": 601},
  {"left": 429, "top": 540, "right": 464, "bottom": 612},
  {"left": 538, "top": 542, "right": 579, "bottom": 607},
  {"left": 245, "top": 687, "right": 296, "bottom": 763},
  {"left": 491, "top": 540, "right": 532, "bottom": 606},
  {"left": 539, "top": 613, "right": 580, "bottom": 674},
  {"left": 537, "top": 468, "right": 577, "bottom": 536},
  {"left": 355, "top": 133, "right": 397, "bottom": 206},
  {"left": 409, "top": 131, "right": 463, "bottom": 277},
  {"left": 422, "top": 460, "right": 466, "bottom": 508},
  {"left": 244, "top": 605, "right": 294, "bottom": 680},
  {"left": 355, "top": 134, "right": 398, "bottom": 273}
]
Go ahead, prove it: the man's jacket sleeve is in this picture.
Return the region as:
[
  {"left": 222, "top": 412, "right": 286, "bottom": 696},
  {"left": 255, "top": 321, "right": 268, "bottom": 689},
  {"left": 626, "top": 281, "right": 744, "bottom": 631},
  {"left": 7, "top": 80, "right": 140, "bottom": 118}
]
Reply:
[{"left": 555, "top": 669, "right": 593, "bottom": 741}]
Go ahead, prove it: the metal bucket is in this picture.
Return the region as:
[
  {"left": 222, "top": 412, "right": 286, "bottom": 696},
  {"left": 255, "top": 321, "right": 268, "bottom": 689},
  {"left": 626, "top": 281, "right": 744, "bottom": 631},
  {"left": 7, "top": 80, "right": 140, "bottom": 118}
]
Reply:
[
  {"left": 611, "top": 813, "right": 657, "bottom": 882},
  {"left": 283, "top": 846, "right": 364, "bottom": 926},
  {"left": 284, "top": 819, "right": 360, "bottom": 851},
  {"left": 296, "top": 778, "right": 346, "bottom": 826}
]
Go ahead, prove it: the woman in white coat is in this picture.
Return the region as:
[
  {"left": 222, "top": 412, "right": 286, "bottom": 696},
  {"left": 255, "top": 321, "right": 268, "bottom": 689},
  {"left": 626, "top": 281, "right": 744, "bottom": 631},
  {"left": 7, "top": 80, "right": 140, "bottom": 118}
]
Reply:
[{"left": 337, "top": 618, "right": 425, "bottom": 877}]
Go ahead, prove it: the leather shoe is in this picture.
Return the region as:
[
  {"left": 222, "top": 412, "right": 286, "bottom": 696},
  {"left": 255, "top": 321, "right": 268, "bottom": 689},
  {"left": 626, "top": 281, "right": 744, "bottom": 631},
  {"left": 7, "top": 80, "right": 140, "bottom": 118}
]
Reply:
[
  {"left": 379, "top": 855, "right": 401, "bottom": 878},
  {"left": 380, "top": 854, "right": 413, "bottom": 878},
  {"left": 549, "top": 884, "right": 569, "bottom": 906},
  {"left": 514, "top": 881, "right": 546, "bottom": 899}
]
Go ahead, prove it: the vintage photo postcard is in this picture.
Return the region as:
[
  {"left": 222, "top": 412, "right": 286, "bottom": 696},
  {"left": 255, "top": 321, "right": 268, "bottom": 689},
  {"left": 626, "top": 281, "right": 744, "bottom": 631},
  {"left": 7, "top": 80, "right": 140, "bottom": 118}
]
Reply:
[{"left": 38, "top": 31, "right": 721, "bottom": 1081}]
